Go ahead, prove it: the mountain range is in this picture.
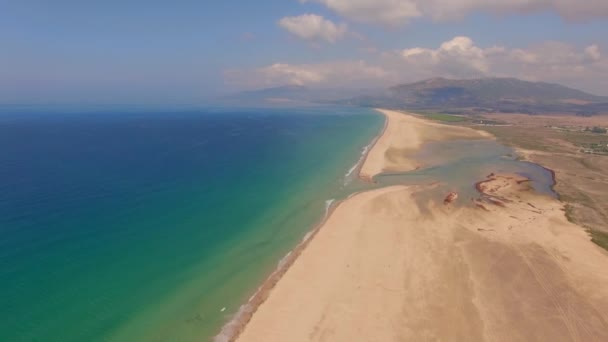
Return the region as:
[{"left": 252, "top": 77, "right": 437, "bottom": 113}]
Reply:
[
  {"left": 227, "top": 78, "right": 608, "bottom": 115},
  {"left": 339, "top": 78, "right": 608, "bottom": 114}
]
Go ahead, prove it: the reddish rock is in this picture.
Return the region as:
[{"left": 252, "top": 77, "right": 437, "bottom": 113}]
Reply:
[
  {"left": 476, "top": 203, "right": 490, "bottom": 211},
  {"left": 444, "top": 192, "right": 459, "bottom": 205},
  {"left": 487, "top": 197, "right": 506, "bottom": 207}
]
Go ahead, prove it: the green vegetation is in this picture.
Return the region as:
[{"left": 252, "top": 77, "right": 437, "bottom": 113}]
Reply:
[
  {"left": 471, "top": 118, "right": 507, "bottom": 125},
  {"left": 590, "top": 230, "right": 608, "bottom": 252},
  {"left": 481, "top": 126, "right": 557, "bottom": 152},
  {"left": 419, "top": 112, "right": 468, "bottom": 122},
  {"left": 579, "top": 142, "right": 608, "bottom": 155},
  {"left": 585, "top": 126, "right": 608, "bottom": 134},
  {"left": 564, "top": 204, "right": 576, "bottom": 223}
]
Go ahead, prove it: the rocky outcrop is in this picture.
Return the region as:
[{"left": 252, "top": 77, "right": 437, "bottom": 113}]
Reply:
[{"left": 475, "top": 173, "right": 531, "bottom": 209}]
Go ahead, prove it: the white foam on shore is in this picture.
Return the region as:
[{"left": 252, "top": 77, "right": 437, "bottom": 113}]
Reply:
[
  {"left": 324, "top": 198, "right": 335, "bottom": 215},
  {"left": 214, "top": 300, "right": 255, "bottom": 342},
  {"left": 344, "top": 160, "right": 360, "bottom": 179},
  {"left": 213, "top": 246, "right": 300, "bottom": 342},
  {"left": 277, "top": 251, "right": 292, "bottom": 269},
  {"left": 302, "top": 231, "right": 314, "bottom": 243},
  {"left": 343, "top": 135, "right": 379, "bottom": 186}
]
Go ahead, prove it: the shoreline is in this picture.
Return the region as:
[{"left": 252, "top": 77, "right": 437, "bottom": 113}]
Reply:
[
  {"left": 214, "top": 191, "right": 362, "bottom": 342},
  {"left": 357, "top": 108, "right": 389, "bottom": 183},
  {"left": 214, "top": 109, "right": 390, "bottom": 342},
  {"left": 513, "top": 147, "right": 559, "bottom": 192}
]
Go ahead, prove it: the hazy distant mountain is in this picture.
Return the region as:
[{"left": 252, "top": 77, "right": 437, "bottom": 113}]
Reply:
[
  {"left": 225, "top": 78, "right": 608, "bottom": 114},
  {"left": 225, "top": 85, "right": 310, "bottom": 101},
  {"left": 392, "top": 77, "right": 605, "bottom": 103},
  {"left": 339, "top": 78, "right": 608, "bottom": 115}
]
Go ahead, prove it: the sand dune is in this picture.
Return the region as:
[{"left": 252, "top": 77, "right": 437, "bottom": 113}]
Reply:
[{"left": 232, "top": 110, "right": 608, "bottom": 342}]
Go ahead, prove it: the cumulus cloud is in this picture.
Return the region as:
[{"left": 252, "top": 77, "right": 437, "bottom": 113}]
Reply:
[
  {"left": 421, "top": 0, "right": 608, "bottom": 21},
  {"left": 301, "top": 0, "right": 420, "bottom": 26},
  {"left": 585, "top": 45, "right": 601, "bottom": 61},
  {"left": 391, "top": 37, "right": 607, "bottom": 92},
  {"left": 398, "top": 36, "right": 490, "bottom": 78},
  {"left": 278, "top": 14, "right": 347, "bottom": 43},
  {"left": 399, "top": 36, "right": 494, "bottom": 77},
  {"left": 225, "top": 61, "right": 389, "bottom": 88},
  {"left": 304, "top": 0, "right": 608, "bottom": 25}
]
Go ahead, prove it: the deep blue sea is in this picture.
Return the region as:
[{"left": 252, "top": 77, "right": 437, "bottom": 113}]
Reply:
[{"left": 0, "top": 106, "right": 383, "bottom": 341}]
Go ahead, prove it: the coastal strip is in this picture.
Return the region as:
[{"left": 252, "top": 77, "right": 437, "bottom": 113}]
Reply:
[
  {"left": 356, "top": 109, "right": 388, "bottom": 183},
  {"left": 214, "top": 109, "right": 393, "bottom": 342},
  {"left": 214, "top": 191, "right": 370, "bottom": 342},
  {"left": 215, "top": 108, "right": 396, "bottom": 341}
]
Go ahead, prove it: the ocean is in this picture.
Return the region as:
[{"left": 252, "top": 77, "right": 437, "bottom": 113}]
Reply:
[{"left": 0, "top": 106, "right": 384, "bottom": 341}]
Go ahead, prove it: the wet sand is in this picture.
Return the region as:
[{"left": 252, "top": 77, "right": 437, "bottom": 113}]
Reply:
[{"left": 231, "top": 110, "right": 608, "bottom": 342}]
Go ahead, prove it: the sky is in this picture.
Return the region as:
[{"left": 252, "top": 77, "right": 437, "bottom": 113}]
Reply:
[{"left": 1, "top": 0, "right": 607, "bottom": 105}]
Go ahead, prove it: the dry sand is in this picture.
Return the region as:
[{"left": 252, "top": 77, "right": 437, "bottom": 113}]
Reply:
[{"left": 232, "top": 110, "right": 608, "bottom": 342}]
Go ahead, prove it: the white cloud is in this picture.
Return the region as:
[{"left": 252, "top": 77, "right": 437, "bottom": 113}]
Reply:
[
  {"left": 304, "top": 0, "right": 608, "bottom": 25},
  {"left": 509, "top": 49, "right": 538, "bottom": 64},
  {"left": 278, "top": 14, "right": 347, "bottom": 43},
  {"left": 585, "top": 44, "right": 601, "bottom": 61},
  {"left": 399, "top": 36, "right": 489, "bottom": 77},
  {"left": 421, "top": 0, "right": 608, "bottom": 21},
  {"left": 301, "top": 0, "right": 420, "bottom": 26},
  {"left": 225, "top": 61, "right": 389, "bottom": 88},
  {"left": 391, "top": 37, "right": 607, "bottom": 93}
]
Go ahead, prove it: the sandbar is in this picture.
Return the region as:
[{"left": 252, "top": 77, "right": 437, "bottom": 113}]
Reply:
[{"left": 359, "top": 109, "right": 490, "bottom": 181}]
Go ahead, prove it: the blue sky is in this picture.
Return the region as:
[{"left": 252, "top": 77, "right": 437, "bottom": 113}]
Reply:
[{"left": 1, "top": 0, "right": 607, "bottom": 105}]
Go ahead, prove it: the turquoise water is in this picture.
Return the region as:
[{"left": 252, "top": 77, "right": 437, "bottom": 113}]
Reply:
[{"left": 0, "top": 107, "right": 383, "bottom": 341}]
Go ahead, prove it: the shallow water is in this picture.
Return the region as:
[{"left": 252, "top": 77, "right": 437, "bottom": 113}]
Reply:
[{"left": 375, "top": 139, "right": 556, "bottom": 202}]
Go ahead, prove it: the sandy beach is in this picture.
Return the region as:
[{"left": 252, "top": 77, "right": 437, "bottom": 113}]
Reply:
[{"left": 231, "top": 109, "right": 608, "bottom": 342}]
